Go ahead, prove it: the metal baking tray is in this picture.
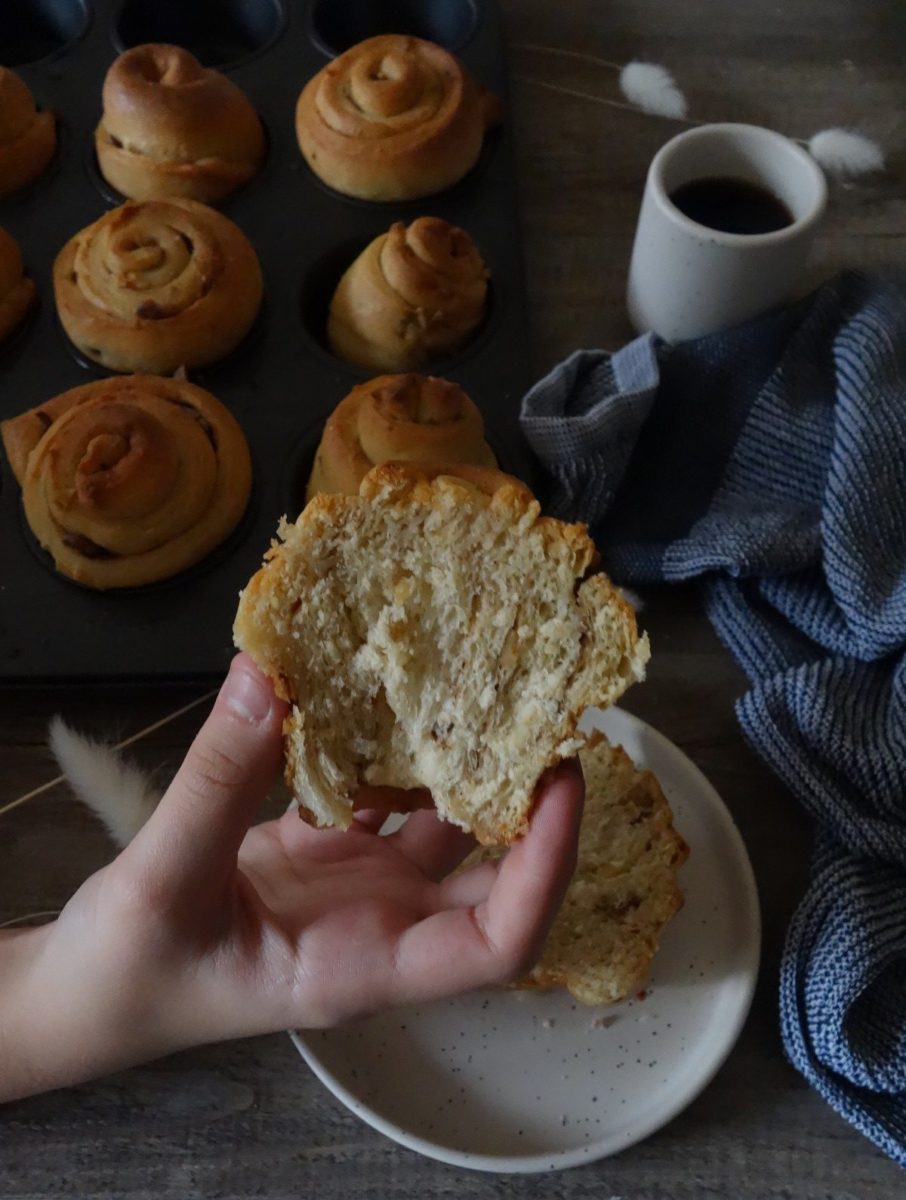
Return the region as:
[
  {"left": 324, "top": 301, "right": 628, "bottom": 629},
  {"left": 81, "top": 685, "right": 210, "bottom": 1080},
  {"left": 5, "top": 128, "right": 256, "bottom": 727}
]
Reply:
[{"left": 0, "top": 0, "right": 533, "bottom": 684}]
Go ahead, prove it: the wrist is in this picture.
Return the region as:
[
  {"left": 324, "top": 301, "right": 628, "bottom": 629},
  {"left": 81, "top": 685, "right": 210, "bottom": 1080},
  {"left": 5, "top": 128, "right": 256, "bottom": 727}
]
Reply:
[
  {"left": 0, "top": 923, "right": 58, "bottom": 1102},
  {"left": 0, "top": 882, "right": 188, "bottom": 1102}
]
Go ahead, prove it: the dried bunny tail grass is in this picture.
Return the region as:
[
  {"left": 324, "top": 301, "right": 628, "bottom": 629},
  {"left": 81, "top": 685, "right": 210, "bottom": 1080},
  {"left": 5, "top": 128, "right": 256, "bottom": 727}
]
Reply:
[
  {"left": 514, "top": 44, "right": 887, "bottom": 177},
  {"left": 619, "top": 61, "right": 688, "bottom": 119},
  {"left": 807, "top": 128, "right": 885, "bottom": 177},
  {"left": 0, "top": 689, "right": 214, "bottom": 823},
  {"left": 513, "top": 45, "right": 689, "bottom": 122},
  {"left": 49, "top": 716, "right": 163, "bottom": 848},
  {"left": 0, "top": 911, "right": 61, "bottom": 929}
]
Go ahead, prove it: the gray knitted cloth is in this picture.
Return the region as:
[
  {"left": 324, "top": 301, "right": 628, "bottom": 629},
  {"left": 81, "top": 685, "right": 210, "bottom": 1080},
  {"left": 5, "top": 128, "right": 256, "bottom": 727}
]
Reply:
[{"left": 519, "top": 272, "right": 906, "bottom": 1167}]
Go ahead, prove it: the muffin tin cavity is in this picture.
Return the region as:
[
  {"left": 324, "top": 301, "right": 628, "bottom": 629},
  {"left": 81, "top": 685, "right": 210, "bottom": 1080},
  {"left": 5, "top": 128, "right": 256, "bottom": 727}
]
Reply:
[
  {"left": 280, "top": 423, "right": 325, "bottom": 520},
  {"left": 309, "top": 0, "right": 480, "bottom": 57},
  {"left": 113, "top": 0, "right": 284, "bottom": 67},
  {"left": 298, "top": 238, "right": 372, "bottom": 370},
  {"left": 4, "top": 0, "right": 91, "bottom": 67},
  {"left": 0, "top": 300, "right": 40, "bottom": 370}
]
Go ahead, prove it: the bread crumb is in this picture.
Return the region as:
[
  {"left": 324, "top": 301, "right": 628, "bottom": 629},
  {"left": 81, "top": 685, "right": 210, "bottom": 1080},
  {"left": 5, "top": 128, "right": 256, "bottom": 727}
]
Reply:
[{"left": 588, "top": 1015, "right": 618, "bottom": 1030}]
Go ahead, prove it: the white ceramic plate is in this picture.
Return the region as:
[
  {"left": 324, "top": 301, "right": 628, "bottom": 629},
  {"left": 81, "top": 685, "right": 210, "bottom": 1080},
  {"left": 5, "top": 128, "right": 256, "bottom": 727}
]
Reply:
[{"left": 291, "top": 707, "right": 761, "bottom": 1173}]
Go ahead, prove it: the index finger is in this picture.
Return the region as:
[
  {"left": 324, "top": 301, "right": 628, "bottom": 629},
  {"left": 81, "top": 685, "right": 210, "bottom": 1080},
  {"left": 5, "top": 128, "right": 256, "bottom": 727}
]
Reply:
[{"left": 383, "top": 759, "right": 584, "bottom": 1004}]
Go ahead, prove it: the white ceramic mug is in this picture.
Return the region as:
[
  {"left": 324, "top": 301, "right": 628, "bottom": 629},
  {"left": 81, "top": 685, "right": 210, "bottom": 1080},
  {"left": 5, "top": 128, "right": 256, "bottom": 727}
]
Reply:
[{"left": 626, "top": 123, "right": 827, "bottom": 342}]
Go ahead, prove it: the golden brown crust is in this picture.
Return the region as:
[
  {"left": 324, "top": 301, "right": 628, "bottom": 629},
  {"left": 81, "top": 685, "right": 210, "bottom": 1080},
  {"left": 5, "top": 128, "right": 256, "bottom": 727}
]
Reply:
[
  {"left": 355, "top": 460, "right": 533, "bottom": 505},
  {"left": 327, "top": 218, "right": 489, "bottom": 372},
  {"left": 95, "top": 44, "right": 265, "bottom": 204},
  {"left": 306, "top": 374, "right": 496, "bottom": 500},
  {"left": 0, "top": 68, "right": 56, "bottom": 198},
  {"left": 0, "top": 226, "right": 36, "bottom": 345},
  {"left": 53, "top": 198, "right": 263, "bottom": 373},
  {"left": 2, "top": 375, "right": 251, "bottom": 589},
  {"left": 295, "top": 35, "right": 501, "bottom": 201}
]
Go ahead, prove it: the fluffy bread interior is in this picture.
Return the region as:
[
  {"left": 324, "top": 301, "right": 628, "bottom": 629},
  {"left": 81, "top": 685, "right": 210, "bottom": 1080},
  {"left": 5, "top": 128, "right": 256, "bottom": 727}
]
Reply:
[
  {"left": 464, "top": 734, "right": 689, "bottom": 1004},
  {"left": 234, "top": 465, "right": 649, "bottom": 845}
]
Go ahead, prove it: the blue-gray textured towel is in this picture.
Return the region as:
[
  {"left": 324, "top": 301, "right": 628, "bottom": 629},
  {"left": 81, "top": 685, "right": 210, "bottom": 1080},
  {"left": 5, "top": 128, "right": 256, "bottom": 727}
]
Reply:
[{"left": 519, "top": 271, "right": 906, "bottom": 1167}]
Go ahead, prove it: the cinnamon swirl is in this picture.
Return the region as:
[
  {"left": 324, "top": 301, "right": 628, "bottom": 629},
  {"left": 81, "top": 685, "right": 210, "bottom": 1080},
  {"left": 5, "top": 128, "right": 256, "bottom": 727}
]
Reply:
[
  {"left": 328, "top": 217, "right": 489, "bottom": 372},
  {"left": 53, "top": 199, "right": 263, "bottom": 373},
  {"left": 96, "top": 44, "right": 266, "bottom": 204},
  {"left": 306, "top": 373, "right": 495, "bottom": 500},
  {"left": 295, "top": 35, "right": 501, "bottom": 201},
  {"left": 1, "top": 375, "right": 252, "bottom": 589}
]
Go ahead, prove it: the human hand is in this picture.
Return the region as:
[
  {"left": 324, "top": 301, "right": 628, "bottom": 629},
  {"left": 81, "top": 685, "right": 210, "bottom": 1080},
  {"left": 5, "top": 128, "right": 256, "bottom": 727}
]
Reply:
[{"left": 1, "top": 654, "right": 583, "bottom": 1101}]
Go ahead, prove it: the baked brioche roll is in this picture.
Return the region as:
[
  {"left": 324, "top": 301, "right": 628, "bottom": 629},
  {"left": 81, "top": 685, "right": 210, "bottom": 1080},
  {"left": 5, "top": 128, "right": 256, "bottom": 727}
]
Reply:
[
  {"left": 96, "top": 44, "right": 266, "bottom": 204},
  {"left": 306, "top": 374, "right": 495, "bottom": 500},
  {"left": 1, "top": 375, "right": 251, "bottom": 589},
  {"left": 53, "top": 199, "right": 263, "bottom": 373},
  {"left": 0, "top": 68, "right": 56, "bottom": 198},
  {"left": 328, "top": 218, "right": 489, "bottom": 372},
  {"left": 463, "top": 734, "right": 689, "bottom": 1005},
  {"left": 0, "top": 226, "right": 36, "bottom": 343},
  {"left": 295, "top": 35, "right": 501, "bottom": 201},
  {"left": 234, "top": 463, "right": 649, "bottom": 845}
]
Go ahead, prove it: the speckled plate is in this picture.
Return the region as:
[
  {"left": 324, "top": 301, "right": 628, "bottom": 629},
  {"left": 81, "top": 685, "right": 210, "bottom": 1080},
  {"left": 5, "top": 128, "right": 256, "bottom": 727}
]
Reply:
[{"left": 290, "top": 706, "right": 761, "bottom": 1173}]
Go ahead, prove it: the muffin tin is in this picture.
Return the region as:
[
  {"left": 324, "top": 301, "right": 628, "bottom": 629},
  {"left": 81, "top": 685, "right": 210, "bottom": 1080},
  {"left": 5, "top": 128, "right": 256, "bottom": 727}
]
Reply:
[{"left": 0, "top": 0, "right": 533, "bottom": 685}]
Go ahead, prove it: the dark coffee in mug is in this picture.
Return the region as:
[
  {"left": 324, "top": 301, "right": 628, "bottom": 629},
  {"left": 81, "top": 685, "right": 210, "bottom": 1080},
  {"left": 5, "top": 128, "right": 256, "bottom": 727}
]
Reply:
[{"left": 668, "top": 176, "right": 794, "bottom": 235}]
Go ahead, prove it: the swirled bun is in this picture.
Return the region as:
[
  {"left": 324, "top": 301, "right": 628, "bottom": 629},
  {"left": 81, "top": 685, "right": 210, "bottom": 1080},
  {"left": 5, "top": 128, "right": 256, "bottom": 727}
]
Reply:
[
  {"left": 234, "top": 463, "right": 649, "bottom": 845},
  {"left": 328, "top": 218, "right": 489, "bottom": 372},
  {"left": 95, "top": 44, "right": 265, "bottom": 204},
  {"left": 463, "top": 734, "right": 689, "bottom": 1005},
  {"left": 295, "top": 35, "right": 501, "bottom": 201},
  {"left": 1, "top": 375, "right": 251, "bottom": 589},
  {"left": 306, "top": 373, "right": 495, "bottom": 500},
  {"left": 0, "top": 68, "right": 56, "bottom": 198},
  {"left": 53, "top": 199, "right": 263, "bottom": 373},
  {"left": 0, "top": 225, "right": 36, "bottom": 343}
]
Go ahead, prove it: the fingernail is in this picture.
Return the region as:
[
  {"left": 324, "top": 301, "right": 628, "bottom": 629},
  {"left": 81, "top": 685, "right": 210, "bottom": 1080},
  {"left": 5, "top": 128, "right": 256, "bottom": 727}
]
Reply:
[{"left": 223, "top": 660, "right": 272, "bottom": 723}]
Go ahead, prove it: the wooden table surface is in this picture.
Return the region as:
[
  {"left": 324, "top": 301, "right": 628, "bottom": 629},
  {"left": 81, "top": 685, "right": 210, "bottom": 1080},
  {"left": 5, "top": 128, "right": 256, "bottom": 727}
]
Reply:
[{"left": 2, "top": 1, "right": 905, "bottom": 1195}]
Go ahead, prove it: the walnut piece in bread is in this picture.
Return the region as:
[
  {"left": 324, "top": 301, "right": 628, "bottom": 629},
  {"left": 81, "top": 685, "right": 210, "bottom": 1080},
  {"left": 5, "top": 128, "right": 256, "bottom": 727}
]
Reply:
[{"left": 234, "top": 463, "right": 649, "bottom": 845}]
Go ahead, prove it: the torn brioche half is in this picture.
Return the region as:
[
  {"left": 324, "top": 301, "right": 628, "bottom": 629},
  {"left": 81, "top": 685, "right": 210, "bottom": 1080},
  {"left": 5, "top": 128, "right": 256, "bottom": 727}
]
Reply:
[
  {"left": 233, "top": 463, "right": 649, "bottom": 845},
  {"left": 464, "top": 733, "right": 689, "bottom": 1004}
]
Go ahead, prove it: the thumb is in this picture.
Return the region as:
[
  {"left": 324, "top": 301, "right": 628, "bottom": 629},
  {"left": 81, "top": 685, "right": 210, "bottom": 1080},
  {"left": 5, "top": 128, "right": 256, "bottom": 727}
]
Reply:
[{"left": 129, "top": 654, "right": 287, "bottom": 892}]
